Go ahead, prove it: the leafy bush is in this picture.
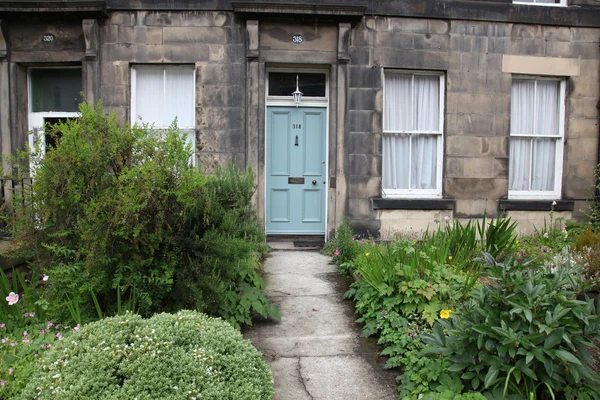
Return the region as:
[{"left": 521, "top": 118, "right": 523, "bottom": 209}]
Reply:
[
  {"left": 572, "top": 224, "right": 600, "bottom": 285},
  {"left": 2, "top": 102, "right": 277, "bottom": 327},
  {"left": 18, "top": 311, "right": 274, "bottom": 399},
  {"left": 322, "top": 217, "right": 365, "bottom": 273},
  {"left": 422, "top": 254, "right": 600, "bottom": 400}
]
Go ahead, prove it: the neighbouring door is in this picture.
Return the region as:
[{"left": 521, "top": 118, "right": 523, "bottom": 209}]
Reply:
[{"left": 266, "top": 106, "right": 326, "bottom": 235}]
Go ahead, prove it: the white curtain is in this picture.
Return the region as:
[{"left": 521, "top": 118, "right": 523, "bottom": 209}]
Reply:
[
  {"left": 165, "top": 68, "right": 195, "bottom": 128},
  {"left": 135, "top": 67, "right": 194, "bottom": 129},
  {"left": 383, "top": 74, "right": 439, "bottom": 190},
  {"left": 135, "top": 68, "right": 164, "bottom": 126},
  {"left": 509, "top": 79, "right": 559, "bottom": 192}
]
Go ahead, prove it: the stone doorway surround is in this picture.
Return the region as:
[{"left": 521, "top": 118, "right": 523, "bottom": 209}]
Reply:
[{"left": 233, "top": 2, "right": 366, "bottom": 238}]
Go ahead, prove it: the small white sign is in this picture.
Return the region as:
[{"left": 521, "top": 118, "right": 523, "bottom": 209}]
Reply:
[
  {"left": 292, "top": 34, "right": 303, "bottom": 44},
  {"left": 42, "top": 34, "right": 54, "bottom": 43}
]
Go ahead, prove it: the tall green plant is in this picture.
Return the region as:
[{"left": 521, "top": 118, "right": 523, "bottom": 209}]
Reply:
[
  {"left": 422, "top": 253, "right": 600, "bottom": 400},
  {"left": 3, "top": 102, "right": 278, "bottom": 326}
]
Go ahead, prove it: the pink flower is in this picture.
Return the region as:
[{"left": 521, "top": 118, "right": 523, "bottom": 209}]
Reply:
[
  {"left": 47, "top": 322, "right": 53, "bottom": 328},
  {"left": 40, "top": 344, "right": 46, "bottom": 349},
  {"left": 1, "top": 338, "right": 7, "bottom": 344},
  {"left": 333, "top": 249, "right": 340, "bottom": 256},
  {"left": 8, "top": 368, "right": 13, "bottom": 375},
  {"left": 42, "top": 275, "right": 49, "bottom": 282},
  {"left": 22, "top": 338, "right": 29, "bottom": 343},
  {"left": 56, "top": 333, "right": 62, "bottom": 340},
  {"left": 29, "top": 312, "right": 35, "bottom": 318},
  {"left": 10, "top": 342, "right": 16, "bottom": 347},
  {"left": 39, "top": 330, "right": 46, "bottom": 335},
  {"left": 23, "top": 331, "right": 27, "bottom": 337},
  {"left": 64, "top": 326, "right": 69, "bottom": 330},
  {"left": 0, "top": 380, "right": 5, "bottom": 386},
  {"left": 444, "top": 215, "right": 450, "bottom": 221},
  {"left": 6, "top": 292, "right": 19, "bottom": 306},
  {"left": 22, "top": 313, "right": 28, "bottom": 317},
  {"left": 0, "top": 324, "right": 4, "bottom": 328}
]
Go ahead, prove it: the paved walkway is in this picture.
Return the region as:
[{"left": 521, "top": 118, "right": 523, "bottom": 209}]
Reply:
[{"left": 243, "top": 248, "right": 397, "bottom": 400}]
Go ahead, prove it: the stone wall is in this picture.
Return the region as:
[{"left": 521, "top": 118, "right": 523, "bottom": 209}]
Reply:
[
  {"left": 99, "top": 11, "right": 246, "bottom": 170},
  {"left": 347, "top": 16, "right": 600, "bottom": 238}
]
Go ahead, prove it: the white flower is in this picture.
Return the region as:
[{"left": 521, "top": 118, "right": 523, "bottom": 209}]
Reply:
[
  {"left": 5, "top": 292, "right": 18, "bottom": 305},
  {"left": 552, "top": 201, "right": 557, "bottom": 206}
]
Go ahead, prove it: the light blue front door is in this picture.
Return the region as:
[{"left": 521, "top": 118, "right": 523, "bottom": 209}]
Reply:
[{"left": 266, "top": 107, "right": 326, "bottom": 235}]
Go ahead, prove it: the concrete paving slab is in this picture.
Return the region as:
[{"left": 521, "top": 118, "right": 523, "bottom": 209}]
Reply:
[
  {"left": 269, "top": 357, "right": 312, "bottom": 400},
  {"left": 301, "top": 356, "right": 397, "bottom": 400},
  {"left": 262, "top": 251, "right": 337, "bottom": 275},
  {"left": 244, "top": 248, "right": 398, "bottom": 400}
]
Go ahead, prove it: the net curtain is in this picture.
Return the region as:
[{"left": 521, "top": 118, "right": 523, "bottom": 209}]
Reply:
[
  {"left": 509, "top": 79, "right": 559, "bottom": 192},
  {"left": 383, "top": 74, "right": 439, "bottom": 190}
]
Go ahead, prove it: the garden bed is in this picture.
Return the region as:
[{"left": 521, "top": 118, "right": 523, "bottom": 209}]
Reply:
[{"left": 325, "top": 217, "right": 600, "bottom": 400}]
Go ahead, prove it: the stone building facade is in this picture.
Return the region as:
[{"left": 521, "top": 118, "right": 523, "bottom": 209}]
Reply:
[{"left": 0, "top": 0, "right": 599, "bottom": 238}]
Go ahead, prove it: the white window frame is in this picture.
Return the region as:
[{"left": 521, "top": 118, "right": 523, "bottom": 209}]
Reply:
[
  {"left": 508, "top": 76, "right": 565, "bottom": 200},
  {"left": 27, "top": 66, "right": 82, "bottom": 174},
  {"left": 130, "top": 65, "right": 196, "bottom": 164},
  {"left": 513, "top": 0, "right": 567, "bottom": 7},
  {"left": 382, "top": 70, "right": 445, "bottom": 199}
]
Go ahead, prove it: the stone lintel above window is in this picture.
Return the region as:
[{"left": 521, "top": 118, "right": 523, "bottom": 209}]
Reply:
[
  {"left": 499, "top": 198, "right": 574, "bottom": 212},
  {"left": 372, "top": 198, "right": 455, "bottom": 211}
]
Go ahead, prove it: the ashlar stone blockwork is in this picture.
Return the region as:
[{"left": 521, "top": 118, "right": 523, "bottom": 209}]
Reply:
[
  {"left": 347, "top": 16, "right": 599, "bottom": 235},
  {"left": 99, "top": 11, "right": 247, "bottom": 171}
]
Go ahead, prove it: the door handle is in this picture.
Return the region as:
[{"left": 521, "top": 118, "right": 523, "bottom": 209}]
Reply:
[
  {"left": 295, "top": 135, "right": 299, "bottom": 146},
  {"left": 312, "top": 180, "right": 317, "bottom": 185}
]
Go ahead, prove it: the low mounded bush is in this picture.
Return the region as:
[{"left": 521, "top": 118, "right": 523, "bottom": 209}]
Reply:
[{"left": 18, "top": 311, "right": 274, "bottom": 399}]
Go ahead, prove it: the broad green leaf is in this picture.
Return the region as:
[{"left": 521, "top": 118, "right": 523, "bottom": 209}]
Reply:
[
  {"left": 555, "top": 349, "right": 582, "bottom": 366},
  {"left": 484, "top": 366, "right": 499, "bottom": 388}
]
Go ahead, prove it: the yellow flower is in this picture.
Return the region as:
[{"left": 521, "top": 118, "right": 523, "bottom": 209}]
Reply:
[
  {"left": 439, "top": 309, "right": 453, "bottom": 319},
  {"left": 448, "top": 256, "right": 453, "bottom": 261},
  {"left": 365, "top": 253, "right": 370, "bottom": 257}
]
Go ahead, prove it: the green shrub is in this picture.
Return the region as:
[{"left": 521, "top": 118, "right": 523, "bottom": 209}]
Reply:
[
  {"left": 2, "top": 102, "right": 277, "bottom": 327},
  {"left": 422, "top": 254, "right": 600, "bottom": 400},
  {"left": 18, "top": 311, "right": 274, "bottom": 399},
  {"left": 322, "top": 217, "right": 365, "bottom": 274}
]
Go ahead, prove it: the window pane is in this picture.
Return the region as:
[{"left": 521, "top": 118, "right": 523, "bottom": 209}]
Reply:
[
  {"left": 535, "top": 80, "right": 560, "bottom": 136},
  {"left": 382, "top": 135, "right": 410, "bottom": 189},
  {"left": 135, "top": 68, "right": 165, "bottom": 127},
  {"left": 410, "top": 135, "right": 437, "bottom": 189},
  {"left": 30, "top": 68, "right": 82, "bottom": 112},
  {"left": 384, "top": 74, "right": 412, "bottom": 131},
  {"left": 511, "top": 80, "right": 535, "bottom": 135},
  {"left": 268, "top": 73, "right": 326, "bottom": 97},
  {"left": 165, "top": 68, "right": 195, "bottom": 128},
  {"left": 414, "top": 76, "right": 439, "bottom": 131},
  {"left": 531, "top": 139, "right": 556, "bottom": 191},
  {"left": 509, "top": 138, "right": 532, "bottom": 191}
]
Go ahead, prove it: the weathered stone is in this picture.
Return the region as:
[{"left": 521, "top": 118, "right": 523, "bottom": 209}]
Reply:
[
  {"left": 348, "top": 88, "right": 376, "bottom": 110},
  {"left": 163, "top": 27, "right": 228, "bottom": 45},
  {"left": 347, "top": 132, "right": 381, "bottom": 156},
  {"left": 348, "top": 175, "right": 381, "bottom": 198}
]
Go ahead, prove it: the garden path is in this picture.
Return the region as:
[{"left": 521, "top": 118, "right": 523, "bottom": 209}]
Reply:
[{"left": 243, "top": 246, "right": 397, "bottom": 400}]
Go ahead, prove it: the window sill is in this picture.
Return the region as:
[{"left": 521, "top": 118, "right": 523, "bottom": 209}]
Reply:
[
  {"left": 499, "top": 199, "right": 574, "bottom": 212},
  {"left": 372, "top": 198, "right": 455, "bottom": 210}
]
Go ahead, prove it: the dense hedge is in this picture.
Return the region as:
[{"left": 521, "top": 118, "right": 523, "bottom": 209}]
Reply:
[
  {"left": 18, "top": 311, "right": 274, "bottom": 399},
  {"left": 2, "top": 102, "right": 277, "bottom": 327}
]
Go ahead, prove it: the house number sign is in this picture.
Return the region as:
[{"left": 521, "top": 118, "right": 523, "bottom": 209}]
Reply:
[
  {"left": 42, "top": 34, "right": 54, "bottom": 43},
  {"left": 292, "top": 34, "right": 303, "bottom": 44}
]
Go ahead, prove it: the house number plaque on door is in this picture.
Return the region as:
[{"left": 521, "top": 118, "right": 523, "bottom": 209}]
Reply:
[
  {"left": 42, "top": 34, "right": 54, "bottom": 43},
  {"left": 292, "top": 34, "right": 303, "bottom": 44},
  {"left": 288, "top": 177, "right": 305, "bottom": 184}
]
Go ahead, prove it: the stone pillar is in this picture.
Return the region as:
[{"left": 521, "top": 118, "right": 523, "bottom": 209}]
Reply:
[
  {"left": 0, "top": 20, "right": 10, "bottom": 166},
  {"left": 245, "top": 20, "right": 262, "bottom": 219},
  {"left": 335, "top": 22, "right": 351, "bottom": 231},
  {"left": 82, "top": 19, "right": 99, "bottom": 105}
]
